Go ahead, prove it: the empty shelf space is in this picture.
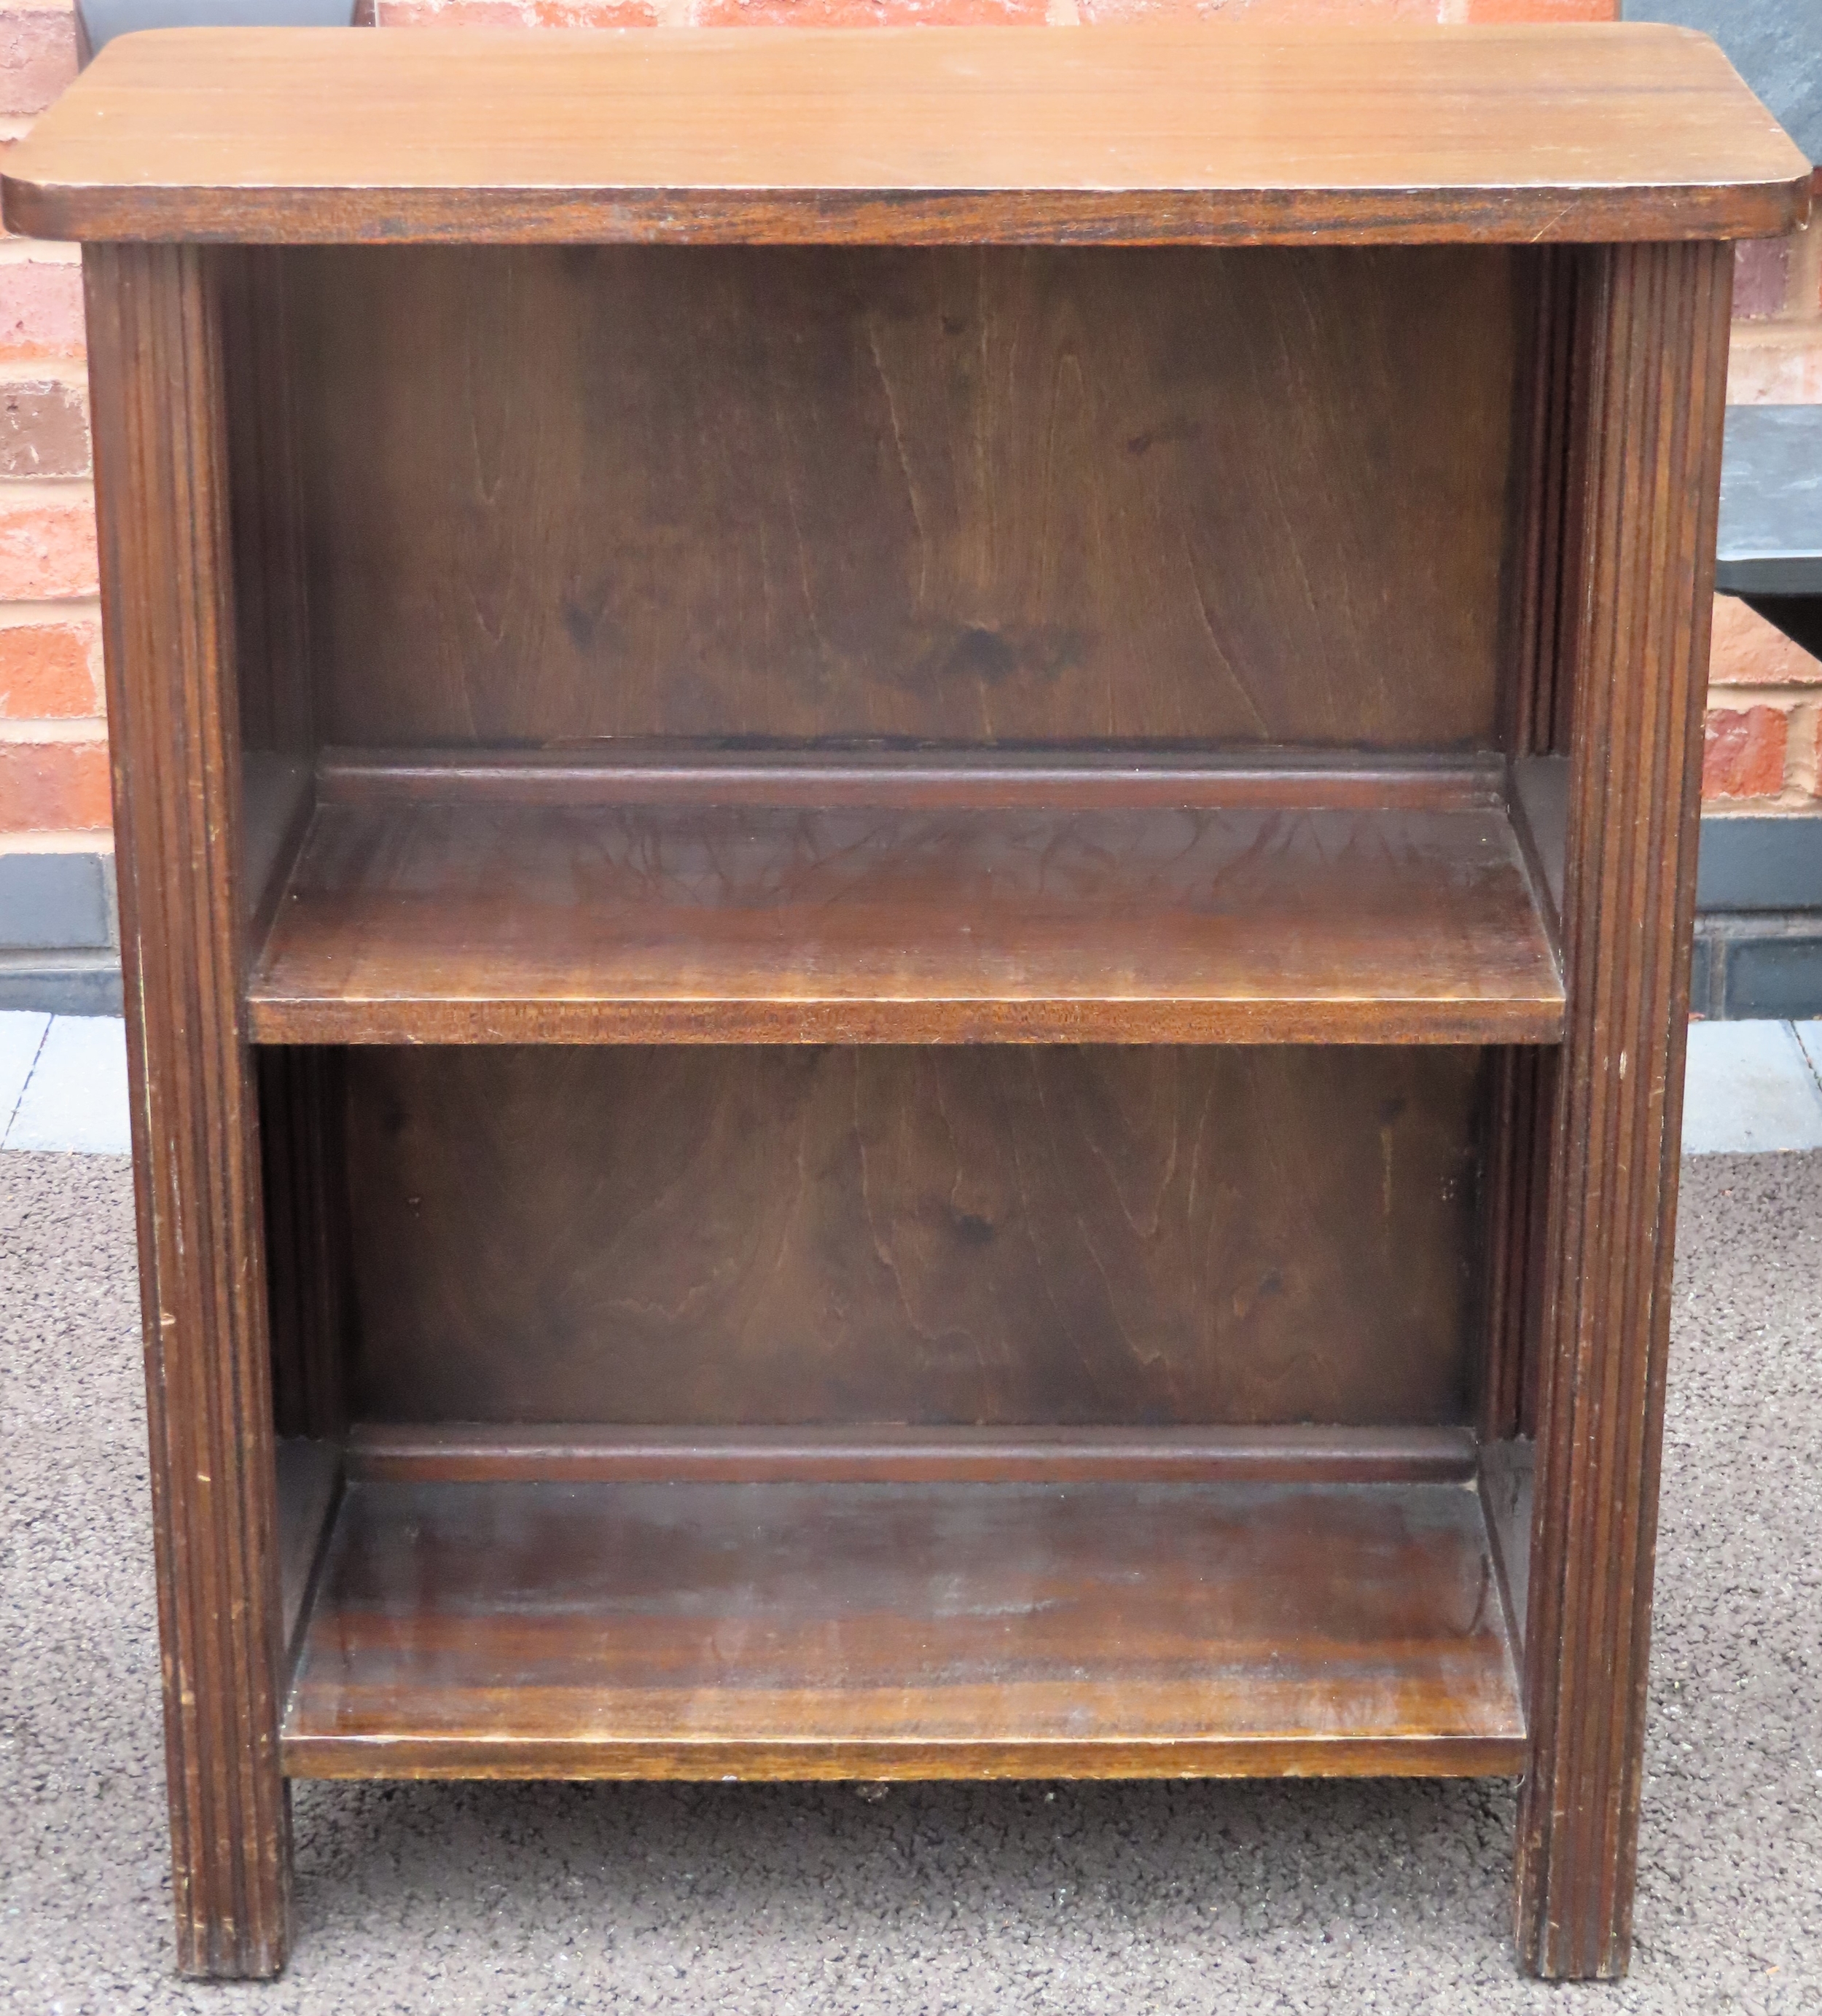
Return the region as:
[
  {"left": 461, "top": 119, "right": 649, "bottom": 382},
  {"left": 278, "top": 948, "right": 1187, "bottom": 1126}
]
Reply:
[
  {"left": 280, "top": 1430, "right": 1527, "bottom": 1781},
  {"left": 246, "top": 755, "right": 1565, "bottom": 1044}
]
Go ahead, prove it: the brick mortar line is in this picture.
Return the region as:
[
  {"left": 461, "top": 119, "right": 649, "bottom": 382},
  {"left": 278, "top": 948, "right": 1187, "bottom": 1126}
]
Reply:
[
  {"left": 1729, "top": 319, "right": 1822, "bottom": 347},
  {"left": 0, "top": 717, "right": 107, "bottom": 743},
  {"left": 0, "top": 359, "right": 88, "bottom": 386},
  {"left": 0, "top": 357, "right": 90, "bottom": 379},
  {"left": 0, "top": 240, "right": 81, "bottom": 266},
  {"left": 0, "top": 596, "right": 97, "bottom": 624},
  {"left": 1786, "top": 697, "right": 1822, "bottom": 801},
  {"left": 0, "top": 477, "right": 92, "bottom": 504},
  {"left": 1708, "top": 687, "right": 1822, "bottom": 710},
  {"left": 1705, "top": 793, "right": 1822, "bottom": 813},
  {"left": 0, "top": 828, "right": 112, "bottom": 853}
]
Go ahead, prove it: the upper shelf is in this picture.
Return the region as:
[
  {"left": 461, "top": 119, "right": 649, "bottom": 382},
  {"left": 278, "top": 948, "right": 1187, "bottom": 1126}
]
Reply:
[
  {"left": 3, "top": 25, "right": 1809, "bottom": 246},
  {"left": 244, "top": 753, "right": 1565, "bottom": 1047}
]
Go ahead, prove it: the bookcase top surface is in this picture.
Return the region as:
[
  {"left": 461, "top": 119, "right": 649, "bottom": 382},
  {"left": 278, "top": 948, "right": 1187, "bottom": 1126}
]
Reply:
[{"left": 3, "top": 23, "right": 1809, "bottom": 246}]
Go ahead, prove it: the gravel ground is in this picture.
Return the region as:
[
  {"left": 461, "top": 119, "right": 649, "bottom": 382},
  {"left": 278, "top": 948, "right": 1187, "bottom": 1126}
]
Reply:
[{"left": 3, "top": 1149, "right": 1820, "bottom": 2013}]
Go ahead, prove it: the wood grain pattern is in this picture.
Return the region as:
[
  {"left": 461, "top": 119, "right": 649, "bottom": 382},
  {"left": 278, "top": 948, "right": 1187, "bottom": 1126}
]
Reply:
[
  {"left": 4, "top": 27, "right": 1807, "bottom": 246},
  {"left": 1514, "top": 238, "right": 1734, "bottom": 1981},
  {"left": 286, "top": 244, "right": 1516, "bottom": 753},
  {"left": 341, "top": 1044, "right": 1486, "bottom": 1430},
  {"left": 85, "top": 243, "right": 289, "bottom": 1980},
  {"left": 280, "top": 1469, "right": 1527, "bottom": 1781},
  {"left": 247, "top": 762, "right": 1565, "bottom": 1046}
]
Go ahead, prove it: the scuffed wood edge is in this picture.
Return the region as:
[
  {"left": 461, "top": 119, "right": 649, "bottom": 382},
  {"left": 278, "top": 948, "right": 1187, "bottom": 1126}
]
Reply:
[
  {"left": 282, "top": 1730, "right": 1532, "bottom": 1783},
  {"left": 7, "top": 178, "right": 1811, "bottom": 249},
  {"left": 244, "top": 994, "right": 1570, "bottom": 1050},
  {"left": 344, "top": 1420, "right": 1483, "bottom": 1485}
]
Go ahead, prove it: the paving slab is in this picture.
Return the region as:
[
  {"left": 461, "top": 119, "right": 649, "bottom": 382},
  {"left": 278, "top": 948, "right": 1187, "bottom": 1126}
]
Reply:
[
  {"left": 5, "top": 1012, "right": 131, "bottom": 1154},
  {"left": 1682, "top": 1018, "right": 1822, "bottom": 1152},
  {"left": 1794, "top": 1020, "right": 1822, "bottom": 1088},
  {"left": 5, "top": 1014, "right": 1822, "bottom": 1157},
  {"left": 0, "top": 1008, "right": 48, "bottom": 1141}
]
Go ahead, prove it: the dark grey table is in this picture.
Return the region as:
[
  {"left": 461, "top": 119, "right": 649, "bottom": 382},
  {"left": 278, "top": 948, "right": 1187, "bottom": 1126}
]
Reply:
[{"left": 1717, "top": 404, "right": 1822, "bottom": 654}]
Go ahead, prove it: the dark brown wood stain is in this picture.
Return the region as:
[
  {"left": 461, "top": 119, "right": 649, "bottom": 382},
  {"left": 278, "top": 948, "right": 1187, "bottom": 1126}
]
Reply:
[
  {"left": 281, "top": 1468, "right": 1528, "bottom": 1780},
  {"left": 248, "top": 762, "right": 1565, "bottom": 1046},
  {"left": 343, "top": 1043, "right": 1485, "bottom": 1430},
  {"left": 286, "top": 244, "right": 1517, "bottom": 752}
]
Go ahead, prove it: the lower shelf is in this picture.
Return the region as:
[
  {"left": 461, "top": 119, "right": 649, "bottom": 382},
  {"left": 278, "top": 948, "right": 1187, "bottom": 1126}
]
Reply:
[{"left": 281, "top": 1443, "right": 1527, "bottom": 1781}]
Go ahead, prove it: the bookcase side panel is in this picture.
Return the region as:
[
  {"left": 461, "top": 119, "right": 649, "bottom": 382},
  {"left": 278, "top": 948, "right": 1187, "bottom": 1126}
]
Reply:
[
  {"left": 1515, "top": 238, "right": 1733, "bottom": 1982},
  {"left": 85, "top": 241, "right": 291, "bottom": 1980}
]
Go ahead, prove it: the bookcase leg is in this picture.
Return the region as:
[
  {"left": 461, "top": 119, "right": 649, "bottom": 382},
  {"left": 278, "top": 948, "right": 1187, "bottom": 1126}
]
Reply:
[
  {"left": 1513, "top": 241, "right": 1732, "bottom": 1982},
  {"left": 85, "top": 242, "right": 291, "bottom": 1979}
]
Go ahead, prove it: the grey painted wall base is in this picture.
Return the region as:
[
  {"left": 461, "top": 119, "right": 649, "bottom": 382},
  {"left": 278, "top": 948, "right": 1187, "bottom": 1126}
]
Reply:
[
  {"left": 1697, "top": 814, "right": 1822, "bottom": 914},
  {"left": 0, "top": 850, "right": 113, "bottom": 949},
  {"left": 0, "top": 953, "right": 123, "bottom": 1015},
  {"left": 1694, "top": 815, "right": 1822, "bottom": 1020},
  {"left": 0, "top": 849, "right": 122, "bottom": 1014},
  {"left": 1692, "top": 913, "right": 1822, "bottom": 1022}
]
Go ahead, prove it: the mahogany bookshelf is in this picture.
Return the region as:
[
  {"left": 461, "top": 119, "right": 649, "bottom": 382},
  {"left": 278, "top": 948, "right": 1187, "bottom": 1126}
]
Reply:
[{"left": 5, "top": 22, "right": 1807, "bottom": 1983}]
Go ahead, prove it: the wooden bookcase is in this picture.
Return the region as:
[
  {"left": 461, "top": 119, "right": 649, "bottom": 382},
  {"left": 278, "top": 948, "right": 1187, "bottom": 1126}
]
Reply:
[{"left": 5, "top": 23, "right": 1808, "bottom": 1983}]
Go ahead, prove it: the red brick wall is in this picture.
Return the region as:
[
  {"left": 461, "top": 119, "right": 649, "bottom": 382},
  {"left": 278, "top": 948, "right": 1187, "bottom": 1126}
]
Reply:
[
  {"left": 0, "top": 0, "right": 103, "bottom": 884},
  {"left": 4, "top": 0, "right": 1813, "bottom": 886}
]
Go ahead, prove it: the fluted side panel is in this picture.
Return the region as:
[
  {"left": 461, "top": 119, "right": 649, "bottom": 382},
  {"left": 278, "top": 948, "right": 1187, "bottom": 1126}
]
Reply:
[
  {"left": 85, "top": 241, "right": 289, "bottom": 1980},
  {"left": 1515, "top": 238, "right": 1733, "bottom": 1982}
]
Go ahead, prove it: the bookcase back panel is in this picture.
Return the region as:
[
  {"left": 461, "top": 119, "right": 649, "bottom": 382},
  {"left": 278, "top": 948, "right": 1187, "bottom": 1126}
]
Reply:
[
  {"left": 283, "top": 243, "right": 1520, "bottom": 751},
  {"left": 342, "top": 1044, "right": 1485, "bottom": 1429}
]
